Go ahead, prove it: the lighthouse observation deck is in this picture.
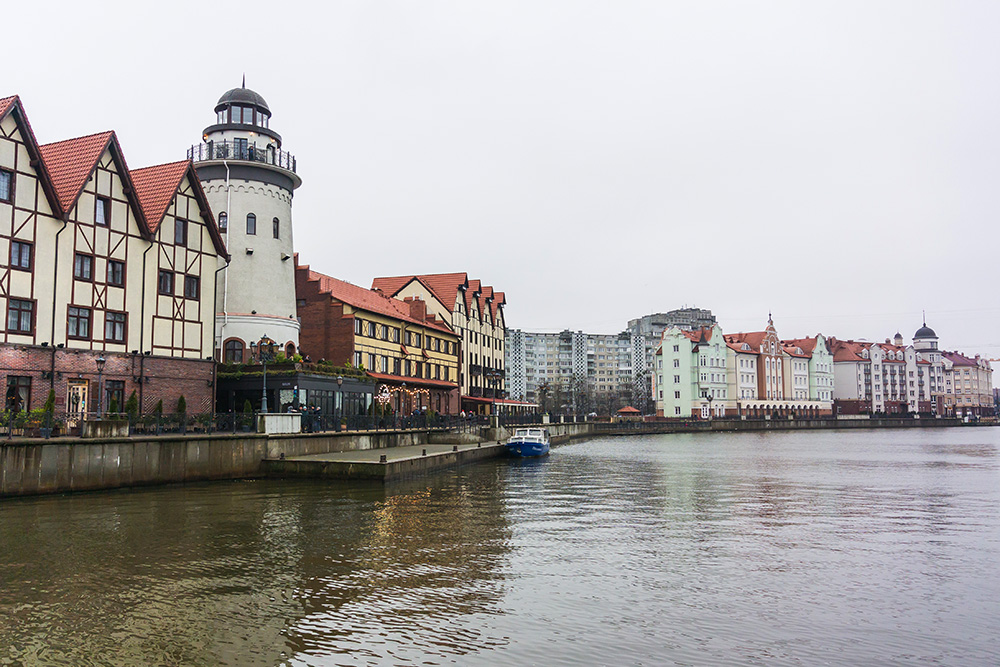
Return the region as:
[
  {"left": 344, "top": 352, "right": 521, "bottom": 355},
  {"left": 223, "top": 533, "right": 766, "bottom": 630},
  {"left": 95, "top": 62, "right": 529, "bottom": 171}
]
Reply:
[{"left": 187, "top": 140, "right": 297, "bottom": 174}]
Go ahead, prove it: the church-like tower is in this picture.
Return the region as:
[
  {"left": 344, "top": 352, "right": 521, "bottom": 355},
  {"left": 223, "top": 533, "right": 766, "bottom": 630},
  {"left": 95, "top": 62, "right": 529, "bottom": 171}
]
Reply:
[{"left": 187, "top": 83, "right": 302, "bottom": 361}]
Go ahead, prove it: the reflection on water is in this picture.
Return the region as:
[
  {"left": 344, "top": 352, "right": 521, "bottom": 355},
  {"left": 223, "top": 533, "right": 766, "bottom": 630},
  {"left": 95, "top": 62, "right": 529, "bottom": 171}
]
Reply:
[{"left": 1, "top": 428, "right": 999, "bottom": 666}]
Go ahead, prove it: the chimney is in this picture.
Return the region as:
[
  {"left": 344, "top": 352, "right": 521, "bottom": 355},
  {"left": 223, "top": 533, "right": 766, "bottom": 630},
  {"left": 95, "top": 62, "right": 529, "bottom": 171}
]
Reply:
[{"left": 409, "top": 298, "right": 426, "bottom": 321}]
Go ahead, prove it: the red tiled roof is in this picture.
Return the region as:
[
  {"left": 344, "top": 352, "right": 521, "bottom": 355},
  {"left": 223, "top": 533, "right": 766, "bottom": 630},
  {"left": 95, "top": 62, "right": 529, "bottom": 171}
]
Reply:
[
  {"left": 305, "top": 268, "right": 456, "bottom": 334},
  {"left": 828, "top": 339, "right": 870, "bottom": 362},
  {"left": 0, "top": 96, "right": 16, "bottom": 118},
  {"left": 943, "top": 351, "right": 978, "bottom": 366},
  {"left": 0, "top": 95, "right": 62, "bottom": 216},
  {"left": 372, "top": 272, "right": 469, "bottom": 312},
  {"left": 130, "top": 160, "right": 190, "bottom": 233},
  {"left": 782, "top": 337, "right": 818, "bottom": 355},
  {"left": 130, "top": 160, "right": 228, "bottom": 259},
  {"left": 617, "top": 406, "right": 641, "bottom": 414},
  {"left": 726, "top": 331, "right": 768, "bottom": 352},
  {"left": 466, "top": 279, "right": 482, "bottom": 319},
  {"left": 367, "top": 372, "right": 458, "bottom": 389},
  {"left": 39, "top": 131, "right": 116, "bottom": 212}
]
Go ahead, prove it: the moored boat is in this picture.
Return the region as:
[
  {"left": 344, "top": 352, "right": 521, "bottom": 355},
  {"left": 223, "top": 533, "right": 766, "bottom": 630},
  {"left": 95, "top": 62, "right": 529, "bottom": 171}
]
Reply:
[{"left": 505, "top": 427, "right": 551, "bottom": 457}]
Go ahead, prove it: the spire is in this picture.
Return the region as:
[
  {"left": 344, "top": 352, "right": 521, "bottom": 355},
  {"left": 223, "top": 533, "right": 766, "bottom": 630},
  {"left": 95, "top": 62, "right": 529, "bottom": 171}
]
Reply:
[
  {"left": 922, "top": 309, "right": 926, "bottom": 326},
  {"left": 242, "top": 73, "right": 246, "bottom": 88}
]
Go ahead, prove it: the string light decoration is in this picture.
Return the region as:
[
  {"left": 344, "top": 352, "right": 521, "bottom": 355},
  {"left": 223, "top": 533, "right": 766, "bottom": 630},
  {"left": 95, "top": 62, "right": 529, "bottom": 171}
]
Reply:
[{"left": 374, "top": 384, "right": 430, "bottom": 406}]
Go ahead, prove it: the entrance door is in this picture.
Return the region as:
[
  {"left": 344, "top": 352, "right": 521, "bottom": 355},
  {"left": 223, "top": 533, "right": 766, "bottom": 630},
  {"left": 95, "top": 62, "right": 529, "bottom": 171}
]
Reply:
[{"left": 67, "top": 380, "right": 88, "bottom": 427}]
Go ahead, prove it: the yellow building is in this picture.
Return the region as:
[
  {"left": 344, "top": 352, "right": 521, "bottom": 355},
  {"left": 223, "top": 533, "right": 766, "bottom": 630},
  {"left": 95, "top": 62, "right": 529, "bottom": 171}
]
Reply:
[
  {"left": 296, "top": 262, "right": 461, "bottom": 415},
  {"left": 371, "top": 273, "right": 506, "bottom": 414}
]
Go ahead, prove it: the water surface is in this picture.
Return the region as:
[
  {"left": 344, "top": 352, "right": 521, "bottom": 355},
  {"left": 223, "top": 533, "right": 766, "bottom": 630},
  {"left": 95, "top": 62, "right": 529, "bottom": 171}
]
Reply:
[{"left": 1, "top": 427, "right": 998, "bottom": 665}]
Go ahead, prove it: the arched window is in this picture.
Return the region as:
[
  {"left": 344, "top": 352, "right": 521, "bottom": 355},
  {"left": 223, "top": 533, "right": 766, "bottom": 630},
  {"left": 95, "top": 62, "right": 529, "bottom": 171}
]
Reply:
[
  {"left": 285, "top": 342, "right": 296, "bottom": 357},
  {"left": 224, "top": 339, "right": 244, "bottom": 363},
  {"left": 273, "top": 217, "right": 280, "bottom": 239},
  {"left": 246, "top": 213, "right": 256, "bottom": 235},
  {"left": 218, "top": 211, "right": 227, "bottom": 230}
]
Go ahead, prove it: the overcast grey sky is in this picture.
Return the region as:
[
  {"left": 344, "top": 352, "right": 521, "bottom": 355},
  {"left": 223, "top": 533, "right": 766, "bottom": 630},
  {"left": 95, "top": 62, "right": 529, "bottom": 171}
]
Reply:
[{"left": 7, "top": 1, "right": 1000, "bottom": 361}]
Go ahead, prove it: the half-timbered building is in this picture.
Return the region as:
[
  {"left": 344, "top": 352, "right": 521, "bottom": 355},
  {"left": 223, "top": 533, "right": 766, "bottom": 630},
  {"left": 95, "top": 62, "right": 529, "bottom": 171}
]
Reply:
[{"left": 0, "top": 95, "right": 227, "bottom": 422}]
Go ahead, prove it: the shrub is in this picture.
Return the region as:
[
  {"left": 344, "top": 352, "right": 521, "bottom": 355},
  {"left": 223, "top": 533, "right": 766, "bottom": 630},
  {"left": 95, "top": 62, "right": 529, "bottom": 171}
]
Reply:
[
  {"left": 153, "top": 399, "right": 163, "bottom": 416},
  {"left": 243, "top": 399, "right": 253, "bottom": 414},
  {"left": 176, "top": 395, "right": 187, "bottom": 415},
  {"left": 125, "top": 391, "right": 139, "bottom": 419},
  {"left": 108, "top": 397, "right": 119, "bottom": 414}
]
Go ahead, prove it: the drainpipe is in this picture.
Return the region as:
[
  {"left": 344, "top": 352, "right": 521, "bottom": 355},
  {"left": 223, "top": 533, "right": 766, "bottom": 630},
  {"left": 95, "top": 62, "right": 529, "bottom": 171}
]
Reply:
[
  {"left": 50, "top": 214, "right": 69, "bottom": 346},
  {"left": 218, "top": 160, "right": 232, "bottom": 350},
  {"left": 138, "top": 241, "right": 155, "bottom": 410}
]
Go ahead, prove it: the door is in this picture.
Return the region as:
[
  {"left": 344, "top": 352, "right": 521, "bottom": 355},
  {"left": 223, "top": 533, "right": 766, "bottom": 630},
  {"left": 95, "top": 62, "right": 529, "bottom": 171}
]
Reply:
[{"left": 67, "top": 380, "right": 88, "bottom": 427}]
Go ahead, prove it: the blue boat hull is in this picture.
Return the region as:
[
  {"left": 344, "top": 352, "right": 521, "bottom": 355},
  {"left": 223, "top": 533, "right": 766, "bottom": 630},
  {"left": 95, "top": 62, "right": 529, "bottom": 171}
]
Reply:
[{"left": 505, "top": 440, "right": 550, "bottom": 457}]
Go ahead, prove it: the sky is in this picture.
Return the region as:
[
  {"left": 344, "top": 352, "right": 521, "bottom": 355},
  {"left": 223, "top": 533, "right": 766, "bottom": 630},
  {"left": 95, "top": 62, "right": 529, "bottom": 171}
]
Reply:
[{"left": 6, "top": 1, "right": 1000, "bottom": 363}]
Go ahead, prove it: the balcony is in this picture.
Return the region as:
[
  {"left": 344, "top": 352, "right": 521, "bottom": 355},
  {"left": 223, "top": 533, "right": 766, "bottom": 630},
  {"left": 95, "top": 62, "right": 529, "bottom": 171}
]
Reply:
[{"left": 187, "top": 140, "right": 297, "bottom": 174}]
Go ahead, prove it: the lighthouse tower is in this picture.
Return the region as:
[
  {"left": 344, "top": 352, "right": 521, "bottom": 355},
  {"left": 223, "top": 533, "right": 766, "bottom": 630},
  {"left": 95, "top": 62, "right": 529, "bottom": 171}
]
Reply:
[{"left": 188, "top": 82, "right": 303, "bottom": 361}]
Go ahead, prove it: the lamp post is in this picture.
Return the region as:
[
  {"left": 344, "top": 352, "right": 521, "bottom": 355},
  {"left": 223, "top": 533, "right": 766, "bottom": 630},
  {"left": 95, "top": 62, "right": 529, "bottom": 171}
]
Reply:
[
  {"left": 95, "top": 355, "right": 106, "bottom": 418},
  {"left": 255, "top": 335, "right": 275, "bottom": 413},
  {"left": 486, "top": 369, "right": 503, "bottom": 419},
  {"left": 337, "top": 375, "right": 343, "bottom": 430}
]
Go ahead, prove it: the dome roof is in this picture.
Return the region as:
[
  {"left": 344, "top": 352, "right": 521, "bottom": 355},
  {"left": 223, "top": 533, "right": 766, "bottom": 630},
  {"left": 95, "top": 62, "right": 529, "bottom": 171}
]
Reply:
[
  {"left": 215, "top": 86, "right": 270, "bottom": 113},
  {"left": 914, "top": 324, "right": 937, "bottom": 339}
]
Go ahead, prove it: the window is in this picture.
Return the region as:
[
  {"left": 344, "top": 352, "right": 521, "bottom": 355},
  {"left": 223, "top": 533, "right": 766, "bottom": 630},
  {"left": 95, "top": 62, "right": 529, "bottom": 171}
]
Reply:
[
  {"left": 355, "top": 318, "right": 364, "bottom": 335},
  {"left": 184, "top": 275, "right": 200, "bottom": 300},
  {"left": 673, "top": 359, "right": 679, "bottom": 368},
  {"left": 158, "top": 270, "right": 174, "bottom": 295},
  {"left": 95, "top": 196, "right": 109, "bottom": 226},
  {"left": 354, "top": 352, "right": 363, "bottom": 367},
  {"left": 10, "top": 240, "right": 31, "bottom": 271},
  {"left": 393, "top": 358, "right": 402, "bottom": 375},
  {"left": 368, "top": 353, "right": 376, "bottom": 370},
  {"left": 7, "top": 299, "right": 33, "bottom": 334},
  {"left": 107, "top": 259, "right": 125, "bottom": 287},
  {"left": 105, "top": 380, "right": 124, "bottom": 412},
  {"left": 174, "top": 218, "right": 187, "bottom": 246},
  {"left": 673, "top": 345, "right": 679, "bottom": 352},
  {"left": 67, "top": 306, "right": 91, "bottom": 339},
  {"left": 272, "top": 217, "right": 280, "bottom": 239},
  {"left": 105, "top": 311, "right": 126, "bottom": 343},
  {"left": 392, "top": 328, "right": 401, "bottom": 343},
  {"left": 379, "top": 324, "right": 388, "bottom": 341},
  {"left": 218, "top": 212, "right": 228, "bottom": 230},
  {"left": 413, "top": 333, "right": 422, "bottom": 348},
  {"left": 674, "top": 391, "right": 681, "bottom": 399},
  {"left": 246, "top": 213, "right": 256, "bottom": 235},
  {"left": 224, "top": 339, "right": 243, "bottom": 363},
  {"left": 0, "top": 169, "right": 12, "bottom": 203},
  {"left": 415, "top": 362, "right": 423, "bottom": 378},
  {"left": 74, "top": 253, "right": 94, "bottom": 281},
  {"left": 6, "top": 376, "right": 30, "bottom": 413},
  {"left": 674, "top": 406, "right": 681, "bottom": 416},
  {"left": 673, "top": 375, "right": 680, "bottom": 384}
]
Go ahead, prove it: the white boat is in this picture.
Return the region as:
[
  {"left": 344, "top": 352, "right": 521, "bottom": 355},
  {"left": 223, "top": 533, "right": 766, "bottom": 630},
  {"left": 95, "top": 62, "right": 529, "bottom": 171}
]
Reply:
[{"left": 505, "top": 427, "right": 550, "bottom": 457}]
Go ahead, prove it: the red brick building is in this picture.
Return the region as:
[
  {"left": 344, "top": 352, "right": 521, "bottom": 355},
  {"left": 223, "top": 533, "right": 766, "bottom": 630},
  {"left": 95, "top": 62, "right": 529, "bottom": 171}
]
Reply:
[{"left": 295, "top": 259, "right": 461, "bottom": 415}]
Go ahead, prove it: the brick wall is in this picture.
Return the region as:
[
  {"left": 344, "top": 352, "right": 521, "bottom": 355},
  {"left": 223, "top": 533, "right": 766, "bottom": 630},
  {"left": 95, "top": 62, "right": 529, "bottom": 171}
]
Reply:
[
  {"left": 0, "top": 344, "right": 213, "bottom": 414},
  {"left": 295, "top": 265, "right": 355, "bottom": 365}
]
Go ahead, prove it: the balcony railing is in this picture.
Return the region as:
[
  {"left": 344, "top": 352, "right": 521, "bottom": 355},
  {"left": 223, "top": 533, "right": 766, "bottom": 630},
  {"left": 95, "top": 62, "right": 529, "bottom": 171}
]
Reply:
[{"left": 187, "top": 140, "right": 297, "bottom": 173}]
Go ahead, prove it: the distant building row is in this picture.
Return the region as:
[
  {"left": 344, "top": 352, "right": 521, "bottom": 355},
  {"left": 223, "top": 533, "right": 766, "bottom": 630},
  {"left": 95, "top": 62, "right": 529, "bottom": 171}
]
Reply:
[
  {"left": 505, "top": 308, "right": 716, "bottom": 413},
  {"left": 654, "top": 317, "right": 994, "bottom": 419}
]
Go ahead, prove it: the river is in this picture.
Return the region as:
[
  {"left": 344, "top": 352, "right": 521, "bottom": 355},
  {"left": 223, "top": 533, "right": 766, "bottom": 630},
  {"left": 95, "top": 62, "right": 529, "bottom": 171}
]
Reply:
[{"left": 1, "top": 427, "right": 998, "bottom": 666}]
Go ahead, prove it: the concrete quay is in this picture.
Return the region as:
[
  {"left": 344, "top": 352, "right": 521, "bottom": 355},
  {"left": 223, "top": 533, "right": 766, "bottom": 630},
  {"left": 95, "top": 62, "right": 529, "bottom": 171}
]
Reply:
[{"left": 262, "top": 441, "right": 507, "bottom": 482}]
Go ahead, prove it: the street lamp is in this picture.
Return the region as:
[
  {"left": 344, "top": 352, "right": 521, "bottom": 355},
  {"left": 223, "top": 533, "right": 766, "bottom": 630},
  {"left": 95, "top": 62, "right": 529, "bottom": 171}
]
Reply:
[
  {"left": 95, "top": 355, "right": 106, "bottom": 418},
  {"left": 486, "top": 369, "right": 504, "bottom": 418},
  {"left": 337, "top": 375, "right": 343, "bottom": 429},
  {"left": 255, "top": 335, "right": 276, "bottom": 413}
]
